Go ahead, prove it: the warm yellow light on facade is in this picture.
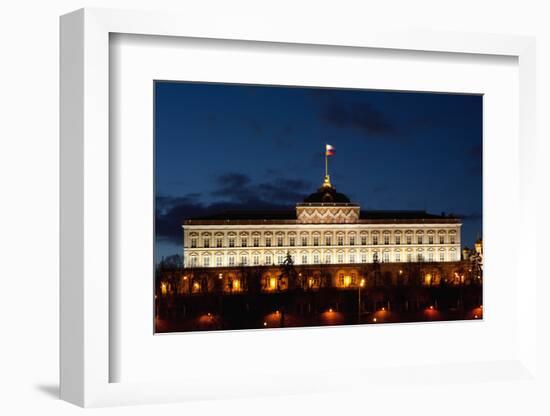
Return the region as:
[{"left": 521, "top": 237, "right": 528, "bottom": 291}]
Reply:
[
  {"left": 399, "top": 270, "right": 403, "bottom": 275},
  {"left": 233, "top": 279, "right": 240, "bottom": 290},
  {"left": 269, "top": 277, "right": 277, "bottom": 289},
  {"left": 161, "top": 282, "right": 167, "bottom": 295},
  {"left": 183, "top": 275, "right": 188, "bottom": 280},
  {"left": 360, "top": 278, "right": 365, "bottom": 287},
  {"left": 193, "top": 281, "right": 200, "bottom": 290},
  {"left": 218, "top": 273, "right": 223, "bottom": 280},
  {"left": 424, "top": 273, "right": 432, "bottom": 285},
  {"left": 343, "top": 275, "right": 351, "bottom": 287}
]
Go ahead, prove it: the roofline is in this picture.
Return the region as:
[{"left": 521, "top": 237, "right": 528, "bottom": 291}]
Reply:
[{"left": 183, "top": 218, "right": 462, "bottom": 226}]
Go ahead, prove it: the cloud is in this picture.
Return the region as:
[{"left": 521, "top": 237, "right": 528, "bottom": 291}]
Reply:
[
  {"left": 156, "top": 173, "right": 313, "bottom": 244},
  {"left": 321, "top": 101, "right": 395, "bottom": 136}
]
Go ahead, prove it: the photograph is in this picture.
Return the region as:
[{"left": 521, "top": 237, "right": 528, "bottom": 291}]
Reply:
[{"left": 154, "top": 81, "right": 483, "bottom": 333}]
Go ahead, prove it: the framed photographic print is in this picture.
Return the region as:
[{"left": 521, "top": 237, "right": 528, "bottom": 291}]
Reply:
[{"left": 60, "top": 8, "right": 538, "bottom": 408}]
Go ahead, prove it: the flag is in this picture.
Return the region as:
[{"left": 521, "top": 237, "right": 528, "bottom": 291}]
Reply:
[{"left": 325, "top": 144, "right": 335, "bottom": 156}]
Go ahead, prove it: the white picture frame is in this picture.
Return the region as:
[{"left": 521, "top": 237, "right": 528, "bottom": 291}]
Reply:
[{"left": 60, "top": 8, "right": 538, "bottom": 408}]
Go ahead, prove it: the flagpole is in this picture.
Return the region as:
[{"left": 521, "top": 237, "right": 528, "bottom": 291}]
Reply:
[{"left": 325, "top": 151, "right": 328, "bottom": 178}]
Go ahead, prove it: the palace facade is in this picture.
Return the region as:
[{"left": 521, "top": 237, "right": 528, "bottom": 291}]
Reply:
[{"left": 182, "top": 173, "right": 462, "bottom": 269}]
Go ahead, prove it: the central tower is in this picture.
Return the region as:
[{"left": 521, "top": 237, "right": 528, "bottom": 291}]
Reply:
[{"left": 296, "top": 146, "right": 360, "bottom": 224}]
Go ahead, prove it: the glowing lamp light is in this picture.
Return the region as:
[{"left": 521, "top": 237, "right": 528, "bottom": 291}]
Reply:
[
  {"left": 218, "top": 273, "right": 223, "bottom": 280},
  {"left": 275, "top": 310, "right": 280, "bottom": 314},
  {"left": 399, "top": 270, "right": 403, "bottom": 275},
  {"left": 183, "top": 275, "right": 188, "bottom": 280},
  {"left": 474, "top": 315, "right": 479, "bottom": 319},
  {"left": 373, "top": 318, "right": 377, "bottom": 322},
  {"left": 360, "top": 279, "right": 365, "bottom": 287},
  {"left": 328, "top": 308, "right": 333, "bottom": 313},
  {"left": 207, "top": 313, "right": 211, "bottom": 317},
  {"left": 381, "top": 307, "right": 385, "bottom": 311},
  {"left": 429, "top": 305, "right": 434, "bottom": 310},
  {"left": 263, "top": 322, "right": 267, "bottom": 327},
  {"left": 269, "top": 277, "right": 277, "bottom": 289}
]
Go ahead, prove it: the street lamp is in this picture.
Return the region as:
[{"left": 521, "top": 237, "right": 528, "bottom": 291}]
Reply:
[{"left": 358, "top": 278, "right": 366, "bottom": 323}]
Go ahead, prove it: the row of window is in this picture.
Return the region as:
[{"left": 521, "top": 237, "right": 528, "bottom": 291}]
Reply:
[
  {"left": 187, "top": 250, "right": 459, "bottom": 267},
  {"left": 189, "top": 233, "right": 457, "bottom": 248}
]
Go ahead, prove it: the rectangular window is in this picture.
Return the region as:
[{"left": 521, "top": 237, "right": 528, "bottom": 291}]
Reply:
[
  {"left": 361, "top": 253, "right": 367, "bottom": 263},
  {"left": 229, "top": 237, "right": 235, "bottom": 248},
  {"left": 361, "top": 236, "right": 367, "bottom": 245},
  {"left": 253, "top": 237, "right": 259, "bottom": 247},
  {"left": 216, "top": 238, "right": 223, "bottom": 248},
  {"left": 372, "top": 235, "right": 378, "bottom": 245},
  {"left": 373, "top": 252, "right": 379, "bottom": 262},
  {"left": 265, "top": 237, "right": 271, "bottom": 247},
  {"left": 383, "top": 252, "right": 389, "bottom": 262},
  {"left": 417, "top": 253, "right": 424, "bottom": 262},
  {"left": 241, "top": 238, "right": 247, "bottom": 247},
  {"left": 216, "top": 256, "right": 223, "bottom": 267},
  {"left": 203, "top": 238, "right": 210, "bottom": 248},
  {"left": 313, "top": 236, "right": 319, "bottom": 246},
  {"left": 337, "top": 253, "right": 344, "bottom": 263},
  {"left": 301, "top": 236, "right": 308, "bottom": 246},
  {"left": 228, "top": 256, "right": 235, "bottom": 266},
  {"left": 191, "top": 238, "right": 197, "bottom": 248},
  {"left": 190, "top": 257, "right": 198, "bottom": 267},
  {"left": 406, "top": 235, "right": 412, "bottom": 245},
  {"left": 417, "top": 235, "right": 423, "bottom": 245},
  {"left": 265, "top": 255, "right": 272, "bottom": 265},
  {"left": 337, "top": 236, "right": 344, "bottom": 246},
  {"left": 450, "top": 235, "right": 456, "bottom": 244},
  {"left": 428, "top": 235, "right": 434, "bottom": 244},
  {"left": 384, "top": 235, "right": 390, "bottom": 245},
  {"left": 407, "top": 253, "right": 412, "bottom": 262},
  {"left": 253, "top": 255, "right": 260, "bottom": 265},
  {"left": 439, "top": 235, "right": 445, "bottom": 244},
  {"left": 428, "top": 252, "right": 434, "bottom": 262},
  {"left": 439, "top": 252, "right": 445, "bottom": 262},
  {"left": 395, "top": 252, "right": 401, "bottom": 262},
  {"left": 277, "top": 236, "right": 283, "bottom": 246},
  {"left": 395, "top": 235, "right": 401, "bottom": 245},
  {"left": 302, "top": 254, "right": 308, "bottom": 264},
  {"left": 278, "top": 255, "right": 284, "bottom": 265},
  {"left": 203, "top": 257, "right": 210, "bottom": 267},
  {"left": 350, "top": 253, "right": 355, "bottom": 263},
  {"left": 325, "top": 254, "right": 331, "bottom": 264},
  {"left": 313, "top": 254, "right": 320, "bottom": 264},
  {"left": 289, "top": 237, "right": 295, "bottom": 246},
  {"left": 325, "top": 236, "right": 332, "bottom": 246},
  {"left": 241, "top": 256, "right": 247, "bottom": 265},
  {"left": 349, "top": 236, "right": 355, "bottom": 245}
]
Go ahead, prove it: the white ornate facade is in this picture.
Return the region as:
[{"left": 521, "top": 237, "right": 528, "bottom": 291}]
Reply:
[{"left": 182, "top": 175, "right": 461, "bottom": 268}]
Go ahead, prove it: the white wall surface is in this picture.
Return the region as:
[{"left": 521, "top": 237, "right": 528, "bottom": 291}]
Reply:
[{"left": 0, "top": 0, "right": 549, "bottom": 415}]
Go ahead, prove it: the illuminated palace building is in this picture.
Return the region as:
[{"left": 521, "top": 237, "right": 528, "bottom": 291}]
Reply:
[{"left": 182, "top": 172, "right": 462, "bottom": 276}]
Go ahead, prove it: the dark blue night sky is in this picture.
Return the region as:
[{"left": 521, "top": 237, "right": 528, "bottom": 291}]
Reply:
[{"left": 155, "top": 82, "right": 482, "bottom": 261}]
